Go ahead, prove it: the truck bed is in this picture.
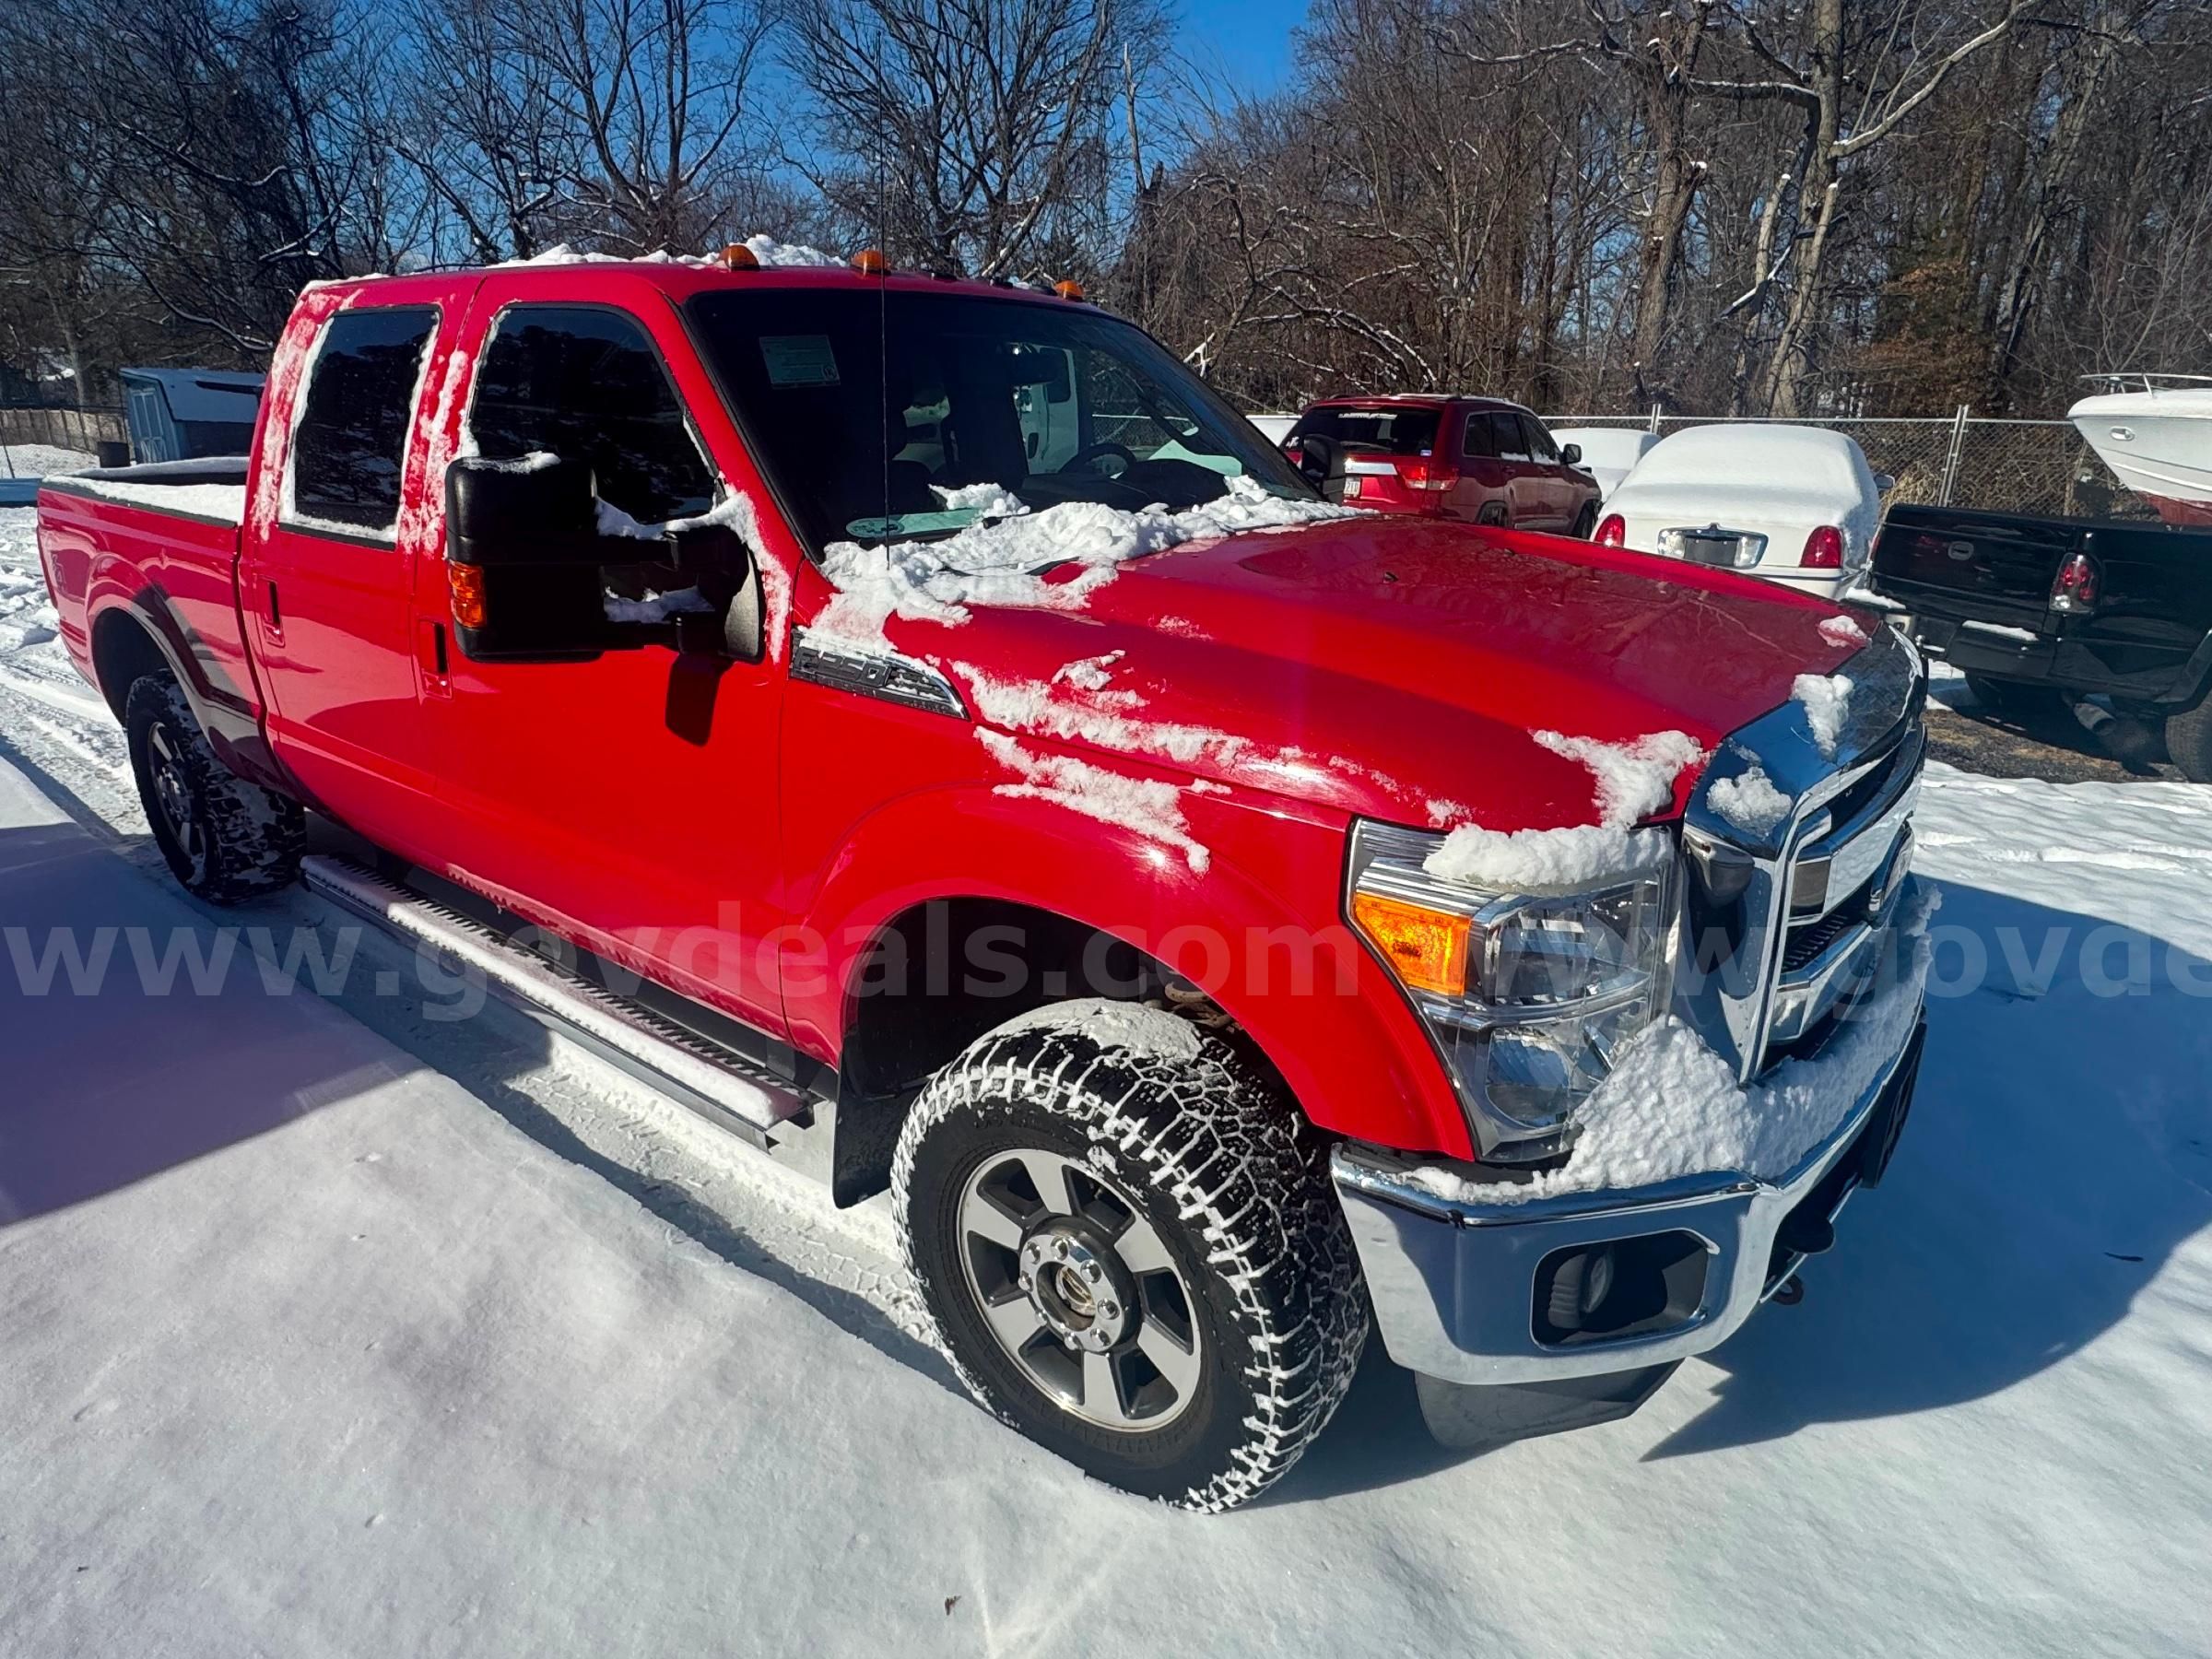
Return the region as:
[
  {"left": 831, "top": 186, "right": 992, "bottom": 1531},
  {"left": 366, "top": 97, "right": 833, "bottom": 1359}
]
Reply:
[
  {"left": 35, "top": 459, "right": 266, "bottom": 773},
  {"left": 1870, "top": 502, "right": 2212, "bottom": 705}
]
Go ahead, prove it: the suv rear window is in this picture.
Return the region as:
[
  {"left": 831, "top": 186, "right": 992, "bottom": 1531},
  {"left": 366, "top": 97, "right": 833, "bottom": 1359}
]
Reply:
[{"left": 1289, "top": 406, "right": 1440, "bottom": 456}]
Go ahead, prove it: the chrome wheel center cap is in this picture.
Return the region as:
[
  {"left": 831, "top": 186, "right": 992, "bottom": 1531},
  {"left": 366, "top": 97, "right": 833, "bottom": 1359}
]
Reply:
[{"left": 1017, "top": 1226, "right": 1135, "bottom": 1353}]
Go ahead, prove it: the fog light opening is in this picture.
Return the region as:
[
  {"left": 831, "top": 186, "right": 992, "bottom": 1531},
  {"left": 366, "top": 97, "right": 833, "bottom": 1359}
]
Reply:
[{"left": 1534, "top": 1232, "right": 1711, "bottom": 1347}]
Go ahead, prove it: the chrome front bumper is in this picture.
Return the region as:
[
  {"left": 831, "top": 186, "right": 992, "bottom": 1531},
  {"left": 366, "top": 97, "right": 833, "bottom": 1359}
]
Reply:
[{"left": 1333, "top": 1007, "right": 1925, "bottom": 1386}]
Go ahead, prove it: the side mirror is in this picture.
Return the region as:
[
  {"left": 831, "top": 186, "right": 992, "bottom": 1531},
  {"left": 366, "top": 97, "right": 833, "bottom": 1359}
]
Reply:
[
  {"left": 443, "top": 455, "right": 753, "bottom": 663},
  {"left": 1873, "top": 471, "right": 1899, "bottom": 495},
  {"left": 1559, "top": 443, "right": 1583, "bottom": 467}
]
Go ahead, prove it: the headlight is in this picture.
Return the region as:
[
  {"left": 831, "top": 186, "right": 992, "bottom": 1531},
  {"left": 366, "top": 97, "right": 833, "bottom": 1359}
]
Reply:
[{"left": 1347, "top": 821, "right": 1677, "bottom": 1162}]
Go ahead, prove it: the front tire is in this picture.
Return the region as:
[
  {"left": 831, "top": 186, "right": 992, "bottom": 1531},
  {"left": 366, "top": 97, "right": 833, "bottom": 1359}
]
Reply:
[
  {"left": 124, "top": 675, "right": 304, "bottom": 903},
  {"left": 893, "top": 1000, "right": 1369, "bottom": 1511}
]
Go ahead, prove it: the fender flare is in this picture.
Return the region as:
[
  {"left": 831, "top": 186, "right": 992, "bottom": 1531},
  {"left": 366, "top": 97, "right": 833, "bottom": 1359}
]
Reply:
[
  {"left": 789, "top": 778, "right": 1471, "bottom": 1159},
  {"left": 84, "top": 582, "right": 290, "bottom": 794}
]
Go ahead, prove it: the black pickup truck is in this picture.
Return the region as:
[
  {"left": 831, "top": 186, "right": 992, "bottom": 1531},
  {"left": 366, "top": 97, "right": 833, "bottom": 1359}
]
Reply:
[{"left": 1869, "top": 502, "right": 2212, "bottom": 782}]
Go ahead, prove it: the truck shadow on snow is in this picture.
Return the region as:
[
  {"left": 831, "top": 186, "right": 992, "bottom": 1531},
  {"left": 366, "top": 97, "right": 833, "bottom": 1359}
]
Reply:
[
  {"left": 0, "top": 744, "right": 952, "bottom": 1392},
  {"left": 1641, "top": 878, "right": 2212, "bottom": 1460},
  {"left": 1281, "top": 878, "right": 2212, "bottom": 1498}
]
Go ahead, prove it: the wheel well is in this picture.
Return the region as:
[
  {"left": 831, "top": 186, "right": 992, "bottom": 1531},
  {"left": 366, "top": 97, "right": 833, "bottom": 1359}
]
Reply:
[
  {"left": 90, "top": 608, "right": 172, "bottom": 722},
  {"left": 829, "top": 898, "right": 1230, "bottom": 1206}
]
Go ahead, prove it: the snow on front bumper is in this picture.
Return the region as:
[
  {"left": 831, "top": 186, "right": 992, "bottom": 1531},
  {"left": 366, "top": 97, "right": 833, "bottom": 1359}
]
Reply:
[{"left": 1332, "top": 878, "right": 1933, "bottom": 1388}]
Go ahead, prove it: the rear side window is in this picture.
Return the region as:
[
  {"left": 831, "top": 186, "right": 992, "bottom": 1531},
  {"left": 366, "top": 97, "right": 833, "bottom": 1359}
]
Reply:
[
  {"left": 468, "top": 305, "right": 714, "bottom": 524},
  {"left": 1461, "top": 413, "right": 1496, "bottom": 458},
  {"left": 1520, "top": 415, "right": 1559, "bottom": 463},
  {"left": 1289, "top": 406, "right": 1440, "bottom": 456},
  {"left": 288, "top": 307, "right": 439, "bottom": 535}
]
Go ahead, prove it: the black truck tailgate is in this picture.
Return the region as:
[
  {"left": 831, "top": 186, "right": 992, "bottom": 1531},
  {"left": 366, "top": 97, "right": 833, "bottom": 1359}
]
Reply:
[{"left": 1870, "top": 504, "right": 2081, "bottom": 629}]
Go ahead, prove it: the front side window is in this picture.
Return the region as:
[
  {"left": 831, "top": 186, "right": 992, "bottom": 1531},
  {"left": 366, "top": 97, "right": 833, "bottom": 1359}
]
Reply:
[
  {"left": 1489, "top": 412, "right": 1531, "bottom": 461},
  {"left": 1520, "top": 414, "right": 1559, "bottom": 463},
  {"left": 288, "top": 307, "right": 438, "bottom": 534},
  {"left": 687, "top": 288, "right": 1312, "bottom": 550},
  {"left": 468, "top": 305, "right": 715, "bottom": 524}
]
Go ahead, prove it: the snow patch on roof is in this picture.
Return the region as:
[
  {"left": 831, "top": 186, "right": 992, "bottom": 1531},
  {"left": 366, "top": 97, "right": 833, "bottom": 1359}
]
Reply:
[
  {"left": 1818, "top": 615, "right": 1870, "bottom": 650},
  {"left": 816, "top": 474, "right": 1359, "bottom": 651},
  {"left": 980, "top": 730, "right": 1212, "bottom": 873},
  {"left": 736, "top": 234, "right": 842, "bottom": 268},
  {"left": 1709, "top": 760, "right": 1793, "bottom": 835},
  {"left": 1534, "top": 727, "right": 1708, "bottom": 829},
  {"left": 1794, "top": 672, "right": 1853, "bottom": 758}
]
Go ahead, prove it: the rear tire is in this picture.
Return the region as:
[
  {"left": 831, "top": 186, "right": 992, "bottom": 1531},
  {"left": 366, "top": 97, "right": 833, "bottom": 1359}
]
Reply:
[
  {"left": 124, "top": 675, "right": 304, "bottom": 903},
  {"left": 2166, "top": 700, "right": 2212, "bottom": 784},
  {"left": 892, "top": 1000, "right": 1369, "bottom": 1511}
]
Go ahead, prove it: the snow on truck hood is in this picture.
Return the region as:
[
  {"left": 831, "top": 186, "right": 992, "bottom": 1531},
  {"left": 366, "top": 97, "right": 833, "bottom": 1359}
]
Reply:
[{"left": 813, "top": 491, "right": 1868, "bottom": 841}]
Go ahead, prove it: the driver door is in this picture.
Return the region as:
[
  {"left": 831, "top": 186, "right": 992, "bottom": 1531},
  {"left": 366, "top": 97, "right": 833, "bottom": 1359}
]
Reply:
[{"left": 414, "top": 276, "right": 794, "bottom": 1033}]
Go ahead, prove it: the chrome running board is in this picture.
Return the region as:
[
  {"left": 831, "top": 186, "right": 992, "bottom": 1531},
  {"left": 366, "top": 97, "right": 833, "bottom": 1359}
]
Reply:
[{"left": 301, "top": 854, "right": 811, "bottom": 1147}]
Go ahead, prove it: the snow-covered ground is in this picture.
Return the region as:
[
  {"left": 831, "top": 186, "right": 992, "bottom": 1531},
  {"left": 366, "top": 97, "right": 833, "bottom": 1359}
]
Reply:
[
  {"left": 0, "top": 442, "right": 97, "bottom": 480},
  {"left": 3, "top": 500, "right": 2209, "bottom": 1655}
]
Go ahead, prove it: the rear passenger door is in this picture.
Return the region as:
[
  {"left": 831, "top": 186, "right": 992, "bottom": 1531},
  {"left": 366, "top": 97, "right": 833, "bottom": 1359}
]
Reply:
[
  {"left": 415, "top": 280, "right": 792, "bottom": 1034},
  {"left": 1455, "top": 410, "right": 1514, "bottom": 523},
  {"left": 246, "top": 289, "right": 457, "bottom": 846}
]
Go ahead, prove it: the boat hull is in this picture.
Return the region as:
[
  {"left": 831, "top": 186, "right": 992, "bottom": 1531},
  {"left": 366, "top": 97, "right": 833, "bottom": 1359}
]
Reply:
[{"left": 2069, "top": 388, "right": 2212, "bottom": 525}]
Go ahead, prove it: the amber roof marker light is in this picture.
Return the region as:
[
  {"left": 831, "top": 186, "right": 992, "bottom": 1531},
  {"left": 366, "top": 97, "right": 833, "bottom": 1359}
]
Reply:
[
  {"left": 719, "top": 243, "right": 760, "bottom": 271},
  {"left": 852, "top": 249, "right": 888, "bottom": 276},
  {"left": 1053, "top": 278, "right": 1086, "bottom": 301}
]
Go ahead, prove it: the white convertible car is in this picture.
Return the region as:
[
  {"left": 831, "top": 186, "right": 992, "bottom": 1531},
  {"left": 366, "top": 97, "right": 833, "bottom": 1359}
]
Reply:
[{"left": 1594, "top": 425, "right": 1882, "bottom": 600}]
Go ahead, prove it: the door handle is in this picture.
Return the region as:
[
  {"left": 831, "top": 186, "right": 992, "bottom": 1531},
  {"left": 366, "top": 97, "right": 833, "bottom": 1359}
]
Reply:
[
  {"left": 416, "top": 616, "right": 453, "bottom": 698},
  {"left": 265, "top": 581, "right": 284, "bottom": 640}
]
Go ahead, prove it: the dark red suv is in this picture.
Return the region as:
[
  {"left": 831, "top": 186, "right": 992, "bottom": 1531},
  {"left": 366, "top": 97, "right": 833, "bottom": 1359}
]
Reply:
[{"left": 1283, "top": 396, "right": 1602, "bottom": 535}]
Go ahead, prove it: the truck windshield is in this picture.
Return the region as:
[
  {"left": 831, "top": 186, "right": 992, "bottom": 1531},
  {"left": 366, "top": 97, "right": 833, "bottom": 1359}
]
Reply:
[{"left": 687, "top": 287, "right": 1312, "bottom": 550}]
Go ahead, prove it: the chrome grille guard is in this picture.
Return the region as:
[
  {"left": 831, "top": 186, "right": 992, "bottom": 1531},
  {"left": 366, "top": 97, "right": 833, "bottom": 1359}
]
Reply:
[{"left": 1677, "top": 625, "right": 1928, "bottom": 1083}]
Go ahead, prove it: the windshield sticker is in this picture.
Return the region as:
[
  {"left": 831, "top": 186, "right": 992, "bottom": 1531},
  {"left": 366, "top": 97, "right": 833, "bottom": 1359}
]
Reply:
[{"left": 760, "top": 335, "right": 841, "bottom": 387}]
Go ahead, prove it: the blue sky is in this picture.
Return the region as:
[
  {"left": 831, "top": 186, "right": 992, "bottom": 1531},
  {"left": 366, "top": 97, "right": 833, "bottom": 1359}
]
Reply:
[{"left": 1178, "top": 0, "right": 1303, "bottom": 94}]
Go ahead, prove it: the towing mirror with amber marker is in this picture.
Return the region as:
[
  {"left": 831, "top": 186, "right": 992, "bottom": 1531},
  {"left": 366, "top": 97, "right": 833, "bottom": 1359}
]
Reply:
[{"left": 442, "top": 455, "right": 754, "bottom": 664}]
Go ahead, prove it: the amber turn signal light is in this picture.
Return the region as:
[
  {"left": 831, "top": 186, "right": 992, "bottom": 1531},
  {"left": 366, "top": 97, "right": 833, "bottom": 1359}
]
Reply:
[
  {"left": 851, "top": 248, "right": 888, "bottom": 276},
  {"left": 448, "top": 562, "right": 488, "bottom": 630},
  {"left": 1351, "top": 891, "right": 1469, "bottom": 996}
]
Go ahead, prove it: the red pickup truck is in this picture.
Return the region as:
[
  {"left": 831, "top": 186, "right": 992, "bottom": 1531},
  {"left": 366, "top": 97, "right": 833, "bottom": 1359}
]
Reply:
[{"left": 35, "top": 253, "right": 1930, "bottom": 1510}]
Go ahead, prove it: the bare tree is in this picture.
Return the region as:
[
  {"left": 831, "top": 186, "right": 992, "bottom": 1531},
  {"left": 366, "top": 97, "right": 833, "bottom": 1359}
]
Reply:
[{"left": 781, "top": 0, "right": 1165, "bottom": 276}]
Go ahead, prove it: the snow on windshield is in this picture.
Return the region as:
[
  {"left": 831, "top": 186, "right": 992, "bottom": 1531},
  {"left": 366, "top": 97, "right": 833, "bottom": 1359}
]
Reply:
[{"left": 815, "top": 474, "right": 1358, "bottom": 651}]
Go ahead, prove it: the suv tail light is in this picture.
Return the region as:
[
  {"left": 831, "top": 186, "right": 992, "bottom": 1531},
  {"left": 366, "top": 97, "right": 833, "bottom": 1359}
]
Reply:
[
  {"left": 1391, "top": 455, "right": 1459, "bottom": 492},
  {"left": 1800, "top": 525, "right": 1845, "bottom": 569},
  {"left": 1595, "top": 514, "right": 1626, "bottom": 547},
  {"left": 2051, "top": 549, "right": 2100, "bottom": 613}
]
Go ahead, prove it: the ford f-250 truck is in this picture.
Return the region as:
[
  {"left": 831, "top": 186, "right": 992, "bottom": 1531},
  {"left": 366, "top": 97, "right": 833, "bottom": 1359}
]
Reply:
[{"left": 35, "top": 250, "right": 1930, "bottom": 1510}]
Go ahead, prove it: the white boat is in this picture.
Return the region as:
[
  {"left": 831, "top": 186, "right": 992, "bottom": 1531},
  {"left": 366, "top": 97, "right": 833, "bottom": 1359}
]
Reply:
[{"left": 2067, "top": 374, "right": 2212, "bottom": 526}]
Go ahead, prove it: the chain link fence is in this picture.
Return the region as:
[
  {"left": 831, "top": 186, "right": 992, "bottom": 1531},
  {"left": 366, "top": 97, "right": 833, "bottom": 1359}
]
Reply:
[{"left": 1543, "top": 409, "right": 2154, "bottom": 521}]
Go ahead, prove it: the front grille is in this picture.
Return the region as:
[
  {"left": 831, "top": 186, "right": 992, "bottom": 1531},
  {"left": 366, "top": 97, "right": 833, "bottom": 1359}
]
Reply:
[
  {"left": 1818, "top": 742, "right": 1906, "bottom": 830},
  {"left": 1783, "top": 881, "right": 1872, "bottom": 971}
]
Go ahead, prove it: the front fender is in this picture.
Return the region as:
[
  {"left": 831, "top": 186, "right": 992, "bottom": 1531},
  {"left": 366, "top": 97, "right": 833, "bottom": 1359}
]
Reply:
[{"left": 787, "top": 773, "right": 1474, "bottom": 1160}]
